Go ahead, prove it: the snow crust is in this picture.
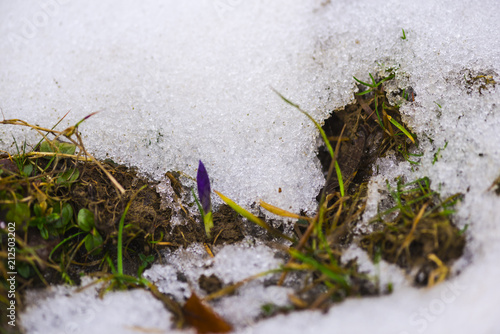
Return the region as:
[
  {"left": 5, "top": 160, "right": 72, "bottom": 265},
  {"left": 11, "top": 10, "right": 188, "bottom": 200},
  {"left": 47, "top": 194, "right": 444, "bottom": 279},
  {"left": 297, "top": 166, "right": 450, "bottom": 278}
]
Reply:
[
  {"left": 2, "top": 0, "right": 499, "bottom": 333},
  {"left": 20, "top": 277, "right": 179, "bottom": 334},
  {"left": 143, "top": 242, "right": 291, "bottom": 328}
]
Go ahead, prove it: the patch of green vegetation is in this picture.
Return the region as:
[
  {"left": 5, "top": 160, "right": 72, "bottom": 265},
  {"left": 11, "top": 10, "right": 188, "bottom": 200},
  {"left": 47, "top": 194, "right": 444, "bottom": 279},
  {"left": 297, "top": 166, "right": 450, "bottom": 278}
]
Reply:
[
  {"left": 360, "top": 177, "right": 465, "bottom": 286},
  {"left": 354, "top": 73, "right": 418, "bottom": 161},
  {"left": 0, "top": 115, "right": 188, "bottom": 329}
]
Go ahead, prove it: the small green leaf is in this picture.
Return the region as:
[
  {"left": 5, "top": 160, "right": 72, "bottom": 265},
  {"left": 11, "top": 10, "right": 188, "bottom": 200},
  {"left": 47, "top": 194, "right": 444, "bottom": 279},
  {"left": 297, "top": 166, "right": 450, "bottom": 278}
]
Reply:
[
  {"left": 33, "top": 203, "right": 43, "bottom": 217},
  {"left": 92, "top": 229, "right": 103, "bottom": 247},
  {"left": 78, "top": 208, "right": 95, "bottom": 232},
  {"left": 17, "top": 262, "right": 32, "bottom": 278},
  {"left": 6, "top": 202, "right": 30, "bottom": 224},
  {"left": 84, "top": 234, "right": 92, "bottom": 252},
  {"left": 84, "top": 229, "right": 103, "bottom": 254},
  {"left": 39, "top": 140, "right": 52, "bottom": 153},
  {"left": 61, "top": 203, "right": 73, "bottom": 226},
  {"left": 57, "top": 168, "right": 80, "bottom": 185},
  {"left": 58, "top": 142, "right": 76, "bottom": 155},
  {"left": 23, "top": 164, "right": 33, "bottom": 176},
  {"left": 139, "top": 253, "right": 155, "bottom": 263},
  {"left": 39, "top": 140, "right": 76, "bottom": 155},
  {"left": 40, "top": 226, "right": 49, "bottom": 239},
  {"left": 46, "top": 212, "right": 60, "bottom": 224},
  {"left": 137, "top": 253, "right": 155, "bottom": 276}
]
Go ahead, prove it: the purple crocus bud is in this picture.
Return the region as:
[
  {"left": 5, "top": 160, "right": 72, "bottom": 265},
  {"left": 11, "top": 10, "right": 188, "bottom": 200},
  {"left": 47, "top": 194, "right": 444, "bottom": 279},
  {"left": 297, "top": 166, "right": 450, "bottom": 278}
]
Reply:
[{"left": 197, "top": 160, "right": 212, "bottom": 214}]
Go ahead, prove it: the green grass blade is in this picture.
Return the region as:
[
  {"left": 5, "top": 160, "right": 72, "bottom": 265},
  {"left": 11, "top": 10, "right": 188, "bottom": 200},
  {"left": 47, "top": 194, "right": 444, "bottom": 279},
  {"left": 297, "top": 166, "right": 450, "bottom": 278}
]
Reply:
[
  {"left": 49, "top": 231, "right": 86, "bottom": 261},
  {"left": 289, "top": 248, "right": 349, "bottom": 288},
  {"left": 355, "top": 90, "right": 372, "bottom": 96},
  {"left": 387, "top": 115, "right": 415, "bottom": 143},
  {"left": 215, "top": 190, "right": 294, "bottom": 242},
  {"left": 272, "top": 88, "right": 334, "bottom": 160},
  {"left": 118, "top": 185, "right": 147, "bottom": 275},
  {"left": 375, "top": 74, "right": 395, "bottom": 87},
  {"left": 369, "top": 73, "right": 376, "bottom": 86},
  {"left": 334, "top": 161, "right": 345, "bottom": 197},
  {"left": 352, "top": 76, "right": 373, "bottom": 87}
]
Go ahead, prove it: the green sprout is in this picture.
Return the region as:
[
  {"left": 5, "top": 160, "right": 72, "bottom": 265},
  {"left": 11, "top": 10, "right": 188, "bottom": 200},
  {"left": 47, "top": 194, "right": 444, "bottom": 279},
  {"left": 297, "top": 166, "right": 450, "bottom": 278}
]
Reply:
[
  {"left": 433, "top": 141, "right": 448, "bottom": 164},
  {"left": 117, "top": 185, "right": 147, "bottom": 275},
  {"left": 353, "top": 73, "right": 395, "bottom": 96}
]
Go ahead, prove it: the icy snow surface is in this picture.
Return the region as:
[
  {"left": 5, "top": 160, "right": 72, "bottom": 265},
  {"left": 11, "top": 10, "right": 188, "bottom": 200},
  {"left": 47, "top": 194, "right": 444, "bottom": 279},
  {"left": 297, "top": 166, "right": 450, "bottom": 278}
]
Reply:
[
  {"left": 20, "top": 277, "right": 179, "bottom": 334},
  {"left": 2, "top": 0, "right": 500, "bottom": 333},
  {"left": 143, "top": 242, "right": 292, "bottom": 328}
]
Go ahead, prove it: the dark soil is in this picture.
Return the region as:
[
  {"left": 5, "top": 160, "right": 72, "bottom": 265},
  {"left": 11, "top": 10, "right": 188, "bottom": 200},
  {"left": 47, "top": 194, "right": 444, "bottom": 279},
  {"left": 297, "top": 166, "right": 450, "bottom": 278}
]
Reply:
[
  {"left": 199, "top": 274, "right": 223, "bottom": 294},
  {"left": 71, "top": 162, "right": 172, "bottom": 237},
  {"left": 64, "top": 162, "right": 246, "bottom": 277},
  {"left": 168, "top": 204, "right": 245, "bottom": 248}
]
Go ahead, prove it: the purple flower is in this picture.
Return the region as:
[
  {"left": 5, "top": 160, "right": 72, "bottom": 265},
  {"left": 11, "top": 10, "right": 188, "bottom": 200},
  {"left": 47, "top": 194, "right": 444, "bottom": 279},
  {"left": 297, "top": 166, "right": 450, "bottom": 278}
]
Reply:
[{"left": 197, "top": 160, "right": 212, "bottom": 214}]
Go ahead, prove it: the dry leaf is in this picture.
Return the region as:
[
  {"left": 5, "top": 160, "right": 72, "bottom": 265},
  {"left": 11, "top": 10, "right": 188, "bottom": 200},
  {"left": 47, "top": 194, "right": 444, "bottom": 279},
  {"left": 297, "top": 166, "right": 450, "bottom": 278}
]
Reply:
[{"left": 182, "top": 292, "right": 232, "bottom": 334}]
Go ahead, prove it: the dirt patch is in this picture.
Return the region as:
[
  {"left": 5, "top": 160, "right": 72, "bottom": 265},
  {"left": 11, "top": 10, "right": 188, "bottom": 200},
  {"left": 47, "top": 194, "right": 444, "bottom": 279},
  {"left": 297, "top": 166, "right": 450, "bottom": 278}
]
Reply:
[
  {"left": 167, "top": 204, "right": 244, "bottom": 247},
  {"left": 211, "top": 205, "right": 245, "bottom": 245},
  {"left": 199, "top": 274, "right": 223, "bottom": 294},
  {"left": 71, "top": 162, "right": 172, "bottom": 237}
]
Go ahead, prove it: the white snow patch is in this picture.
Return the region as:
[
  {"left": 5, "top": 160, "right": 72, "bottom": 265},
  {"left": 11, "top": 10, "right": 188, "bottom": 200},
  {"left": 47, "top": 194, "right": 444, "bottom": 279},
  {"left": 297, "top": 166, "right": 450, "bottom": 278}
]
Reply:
[
  {"left": 20, "top": 277, "right": 179, "bottom": 334},
  {"left": 142, "top": 241, "right": 290, "bottom": 328},
  {"left": 341, "top": 244, "right": 409, "bottom": 292}
]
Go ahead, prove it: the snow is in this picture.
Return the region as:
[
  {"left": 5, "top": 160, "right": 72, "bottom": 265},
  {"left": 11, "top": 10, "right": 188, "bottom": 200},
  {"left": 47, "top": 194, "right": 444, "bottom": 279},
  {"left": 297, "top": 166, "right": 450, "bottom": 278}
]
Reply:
[
  {"left": 0, "top": 0, "right": 325, "bottom": 215},
  {"left": 2, "top": 0, "right": 500, "bottom": 333},
  {"left": 20, "top": 277, "right": 181, "bottom": 334},
  {"left": 144, "top": 242, "right": 292, "bottom": 328}
]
